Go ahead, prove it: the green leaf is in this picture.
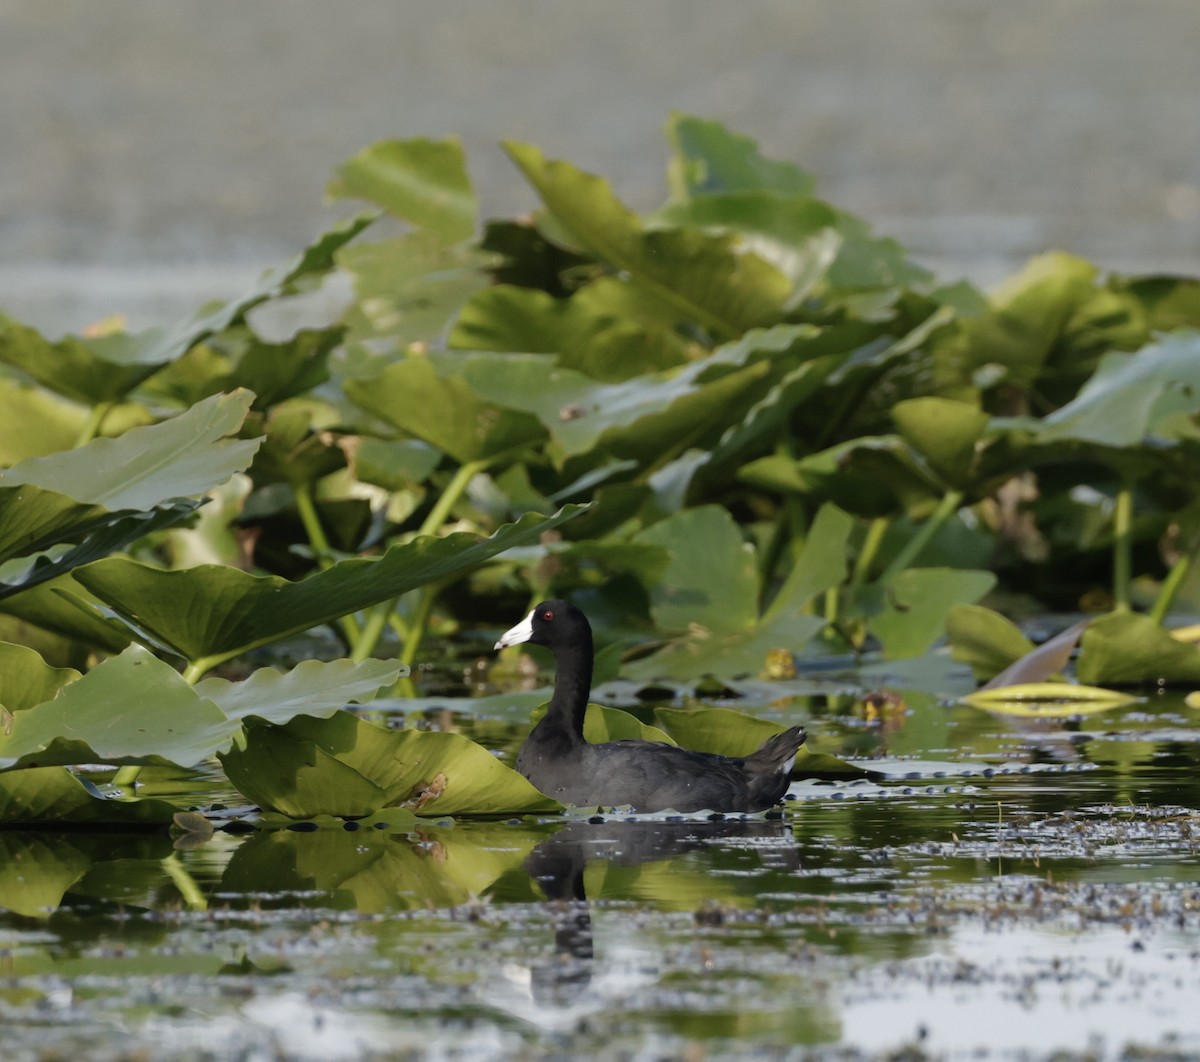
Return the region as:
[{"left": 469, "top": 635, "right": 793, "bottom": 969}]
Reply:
[
  {"left": 961, "top": 682, "right": 1136, "bottom": 717},
  {"left": 892, "top": 397, "right": 990, "bottom": 489},
  {"left": 0, "top": 642, "right": 79, "bottom": 712},
  {"left": 344, "top": 354, "right": 545, "bottom": 464},
  {"left": 866, "top": 568, "right": 997, "bottom": 659},
  {"left": 945, "top": 604, "right": 1035, "bottom": 682},
  {"left": 506, "top": 141, "right": 791, "bottom": 341},
  {"left": 0, "top": 495, "right": 200, "bottom": 603},
  {"left": 1, "top": 390, "right": 261, "bottom": 511},
  {"left": 451, "top": 342, "right": 773, "bottom": 463},
  {"left": 0, "top": 313, "right": 164, "bottom": 405},
  {"left": 525, "top": 701, "right": 675, "bottom": 744},
  {"left": 1038, "top": 329, "right": 1200, "bottom": 448},
  {"left": 636, "top": 506, "right": 757, "bottom": 635},
  {"left": 220, "top": 711, "right": 561, "bottom": 818},
  {"left": 328, "top": 136, "right": 476, "bottom": 243},
  {"left": 0, "top": 378, "right": 89, "bottom": 465},
  {"left": 0, "top": 573, "right": 133, "bottom": 653},
  {"left": 653, "top": 706, "right": 868, "bottom": 780},
  {"left": 0, "top": 646, "right": 230, "bottom": 771},
  {"left": 1076, "top": 611, "right": 1200, "bottom": 686},
  {"left": 0, "top": 765, "right": 180, "bottom": 827},
  {"left": 666, "top": 113, "right": 816, "bottom": 199},
  {"left": 625, "top": 505, "right": 839, "bottom": 680},
  {"left": 71, "top": 506, "right": 585, "bottom": 672},
  {"left": 195, "top": 658, "right": 405, "bottom": 725},
  {"left": 653, "top": 706, "right": 787, "bottom": 758},
  {"left": 337, "top": 231, "right": 488, "bottom": 343}
]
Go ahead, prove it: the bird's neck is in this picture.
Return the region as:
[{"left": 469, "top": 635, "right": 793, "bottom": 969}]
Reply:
[{"left": 546, "top": 639, "right": 593, "bottom": 739}]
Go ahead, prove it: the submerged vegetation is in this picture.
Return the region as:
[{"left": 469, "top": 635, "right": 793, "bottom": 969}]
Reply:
[{"left": 0, "top": 114, "right": 1199, "bottom": 827}]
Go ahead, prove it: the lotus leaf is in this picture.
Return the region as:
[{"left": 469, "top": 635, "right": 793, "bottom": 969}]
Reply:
[
  {"left": 1076, "top": 611, "right": 1200, "bottom": 686},
  {"left": 70, "top": 506, "right": 584, "bottom": 672},
  {"left": 0, "top": 765, "right": 180, "bottom": 828},
  {"left": 327, "top": 136, "right": 476, "bottom": 243},
  {"left": 220, "top": 710, "right": 561, "bottom": 818}
]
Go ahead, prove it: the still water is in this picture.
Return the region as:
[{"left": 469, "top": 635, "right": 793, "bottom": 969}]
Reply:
[{"left": 2, "top": 666, "right": 1198, "bottom": 1060}]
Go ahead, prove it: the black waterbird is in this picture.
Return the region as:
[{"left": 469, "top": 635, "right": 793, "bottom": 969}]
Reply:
[{"left": 495, "top": 600, "right": 805, "bottom": 813}]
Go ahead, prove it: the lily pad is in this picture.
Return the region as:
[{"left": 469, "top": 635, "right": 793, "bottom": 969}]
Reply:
[
  {"left": 1076, "top": 610, "right": 1200, "bottom": 686},
  {"left": 961, "top": 682, "right": 1137, "bottom": 717},
  {"left": 946, "top": 604, "right": 1036, "bottom": 682},
  {"left": 219, "top": 710, "right": 561, "bottom": 818}
]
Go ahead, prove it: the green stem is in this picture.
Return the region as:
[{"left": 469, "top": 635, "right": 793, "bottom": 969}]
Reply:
[
  {"left": 111, "top": 765, "right": 141, "bottom": 788},
  {"left": 850, "top": 517, "right": 890, "bottom": 591},
  {"left": 1149, "top": 551, "right": 1191, "bottom": 626},
  {"left": 75, "top": 401, "right": 113, "bottom": 447},
  {"left": 182, "top": 660, "right": 207, "bottom": 685},
  {"left": 162, "top": 854, "right": 208, "bottom": 912},
  {"left": 1112, "top": 485, "right": 1133, "bottom": 612},
  {"left": 399, "top": 585, "right": 439, "bottom": 670},
  {"left": 879, "top": 489, "right": 965, "bottom": 584},
  {"left": 351, "top": 460, "right": 486, "bottom": 664},
  {"left": 294, "top": 482, "right": 361, "bottom": 644}
]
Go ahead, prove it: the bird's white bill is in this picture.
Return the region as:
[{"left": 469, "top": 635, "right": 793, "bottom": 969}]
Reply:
[{"left": 494, "top": 610, "right": 535, "bottom": 649}]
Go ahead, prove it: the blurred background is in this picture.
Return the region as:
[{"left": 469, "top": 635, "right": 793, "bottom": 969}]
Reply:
[{"left": 2, "top": 0, "right": 1197, "bottom": 336}]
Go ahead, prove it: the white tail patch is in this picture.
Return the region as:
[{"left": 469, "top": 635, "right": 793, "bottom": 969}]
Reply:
[{"left": 780, "top": 754, "right": 796, "bottom": 775}]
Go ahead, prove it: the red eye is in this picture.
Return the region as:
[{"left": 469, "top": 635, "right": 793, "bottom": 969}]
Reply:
[{"left": 541, "top": 609, "right": 555, "bottom": 621}]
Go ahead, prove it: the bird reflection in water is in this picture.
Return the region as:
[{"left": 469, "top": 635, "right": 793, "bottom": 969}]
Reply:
[{"left": 486, "top": 816, "right": 801, "bottom": 1025}]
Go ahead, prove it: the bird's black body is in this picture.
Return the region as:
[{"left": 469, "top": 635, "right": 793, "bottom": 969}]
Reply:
[{"left": 495, "top": 600, "right": 805, "bottom": 813}]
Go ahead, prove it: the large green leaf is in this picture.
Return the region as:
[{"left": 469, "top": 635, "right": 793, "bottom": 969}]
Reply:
[
  {"left": 220, "top": 711, "right": 561, "bottom": 818},
  {"left": 506, "top": 141, "right": 791, "bottom": 341},
  {"left": 652, "top": 705, "right": 867, "bottom": 780},
  {"left": 635, "top": 506, "right": 758, "bottom": 635},
  {"left": 0, "top": 641, "right": 79, "bottom": 713},
  {"left": 666, "top": 113, "right": 816, "bottom": 199},
  {"left": 866, "top": 568, "right": 997, "bottom": 659},
  {"left": 1, "top": 390, "right": 261, "bottom": 511},
  {"left": 625, "top": 505, "right": 847, "bottom": 680},
  {"left": 0, "top": 378, "right": 89, "bottom": 464},
  {"left": 195, "top": 658, "right": 405, "bottom": 724},
  {"left": 344, "top": 354, "right": 546, "bottom": 464},
  {"left": 0, "top": 495, "right": 200, "bottom": 603},
  {"left": 0, "top": 649, "right": 404, "bottom": 772},
  {"left": 0, "top": 647, "right": 230, "bottom": 771},
  {"left": 449, "top": 328, "right": 797, "bottom": 462},
  {"left": 327, "top": 136, "right": 476, "bottom": 243},
  {"left": 337, "top": 231, "right": 488, "bottom": 344},
  {"left": 0, "top": 313, "right": 164, "bottom": 405},
  {"left": 0, "top": 767, "right": 180, "bottom": 829},
  {"left": 1038, "top": 329, "right": 1200, "bottom": 448},
  {"left": 1076, "top": 611, "right": 1200, "bottom": 686},
  {"left": 0, "top": 573, "right": 132, "bottom": 653},
  {"left": 945, "top": 604, "right": 1035, "bottom": 683},
  {"left": 70, "top": 506, "right": 585, "bottom": 672}
]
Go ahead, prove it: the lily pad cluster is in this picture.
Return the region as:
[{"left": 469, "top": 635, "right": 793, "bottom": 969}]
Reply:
[{"left": 1, "top": 114, "right": 1198, "bottom": 825}]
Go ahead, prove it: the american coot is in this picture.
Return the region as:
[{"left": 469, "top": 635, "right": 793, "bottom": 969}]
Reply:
[{"left": 495, "top": 599, "right": 806, "bottom": 813}]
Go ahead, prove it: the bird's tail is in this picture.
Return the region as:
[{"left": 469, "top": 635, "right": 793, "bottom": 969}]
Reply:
[{"left": 743, "top": 725, "right": 806, "bottom": 777}]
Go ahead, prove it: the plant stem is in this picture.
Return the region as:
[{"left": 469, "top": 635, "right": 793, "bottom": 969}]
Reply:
[
  {"left": 182, "top": 660, "right": 208, "bottom": 685},
  {"left": 1149, "top": 551, "right": 1191, "bottom": 626},
  {"left": 351, "top": 459, "right": 486, "bottom": 663},
  {"left": 75, "top": 401, "right": 114, "bottom": 447},
  {"left": 399, "top": 584, "right": 439, "bottom": 670},
  {"left": 1112, "top": 484, "right": 1133, "bottom": 612},
  {"left": 111, "top": 765, "right": 141, "bottom": 788},
  {"left": 879, "top": 489, "right": 964, "bottom": 584},
  {"left": 850, "top": 517, "right": 890, "bottom": 591},
  {"left": 294, "top": 482, "right": 361, "bottom": 644}
]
